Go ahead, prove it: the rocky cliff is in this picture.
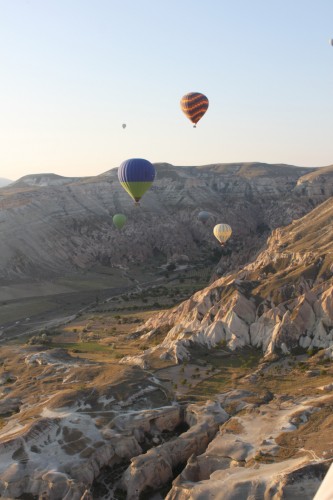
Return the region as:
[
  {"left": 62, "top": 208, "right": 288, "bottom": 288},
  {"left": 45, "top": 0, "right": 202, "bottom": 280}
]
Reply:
[
  {"left": 1, "top": 162, "right": 333, "bottom": 282},
  {"left": 130, "top": 195, "right": 333, "bottom": 361}
]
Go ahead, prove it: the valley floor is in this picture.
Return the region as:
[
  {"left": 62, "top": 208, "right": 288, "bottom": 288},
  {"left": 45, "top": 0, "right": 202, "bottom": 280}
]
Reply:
[{"left": 0, "top": 294, "right": 333, "bottom": 499}]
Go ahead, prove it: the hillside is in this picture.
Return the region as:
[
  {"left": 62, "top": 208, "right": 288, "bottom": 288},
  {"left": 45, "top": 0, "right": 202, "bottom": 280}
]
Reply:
[
  {"left": 131, "top": 195, "right": 333, "bottom": 363},
  {"left": 1, "top": 162, "right": 333, "bottom": 285}
]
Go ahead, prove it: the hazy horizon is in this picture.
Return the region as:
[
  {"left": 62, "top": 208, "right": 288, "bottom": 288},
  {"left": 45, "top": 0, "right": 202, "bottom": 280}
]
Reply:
[
  {"left": 4, "top": 159, "right": 333, "bottom": 183},
  {"left": 1, "top": 0, "right": 333, "bottom": 180}
]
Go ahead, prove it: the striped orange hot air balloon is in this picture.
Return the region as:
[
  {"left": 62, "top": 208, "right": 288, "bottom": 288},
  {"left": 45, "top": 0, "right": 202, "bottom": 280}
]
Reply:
[{"left": 180, "top": 92, "right": 209, "bottom": 127}]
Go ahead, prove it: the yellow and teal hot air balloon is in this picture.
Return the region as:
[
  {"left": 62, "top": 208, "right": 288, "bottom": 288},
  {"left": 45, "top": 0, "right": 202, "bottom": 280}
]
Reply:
[
  {"left": 118, "top": 158, "right": 156, "bottom": 204},
  {"left": 213, "top": 224, "right": 232, "bottom": 246},
  {"left": 113, "top": 213, "right": 127, "bottom": 229}
]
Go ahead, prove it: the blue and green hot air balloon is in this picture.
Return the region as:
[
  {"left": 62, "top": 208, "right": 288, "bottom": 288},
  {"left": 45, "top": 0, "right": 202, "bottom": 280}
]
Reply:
[{"left": 118, "top": 158, "right": 155, "bottom": 204}]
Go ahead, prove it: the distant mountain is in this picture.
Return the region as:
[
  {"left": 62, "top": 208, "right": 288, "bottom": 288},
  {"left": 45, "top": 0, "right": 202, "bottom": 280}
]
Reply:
[
  {"left": 0, "top": 162, "right": 333, "bottom": 282},
  {"left": 11, "top": 173, "right": 81, "bottom": 188},
  {"left": 0, "top": 177, "right": 12, "bottom": 187}
]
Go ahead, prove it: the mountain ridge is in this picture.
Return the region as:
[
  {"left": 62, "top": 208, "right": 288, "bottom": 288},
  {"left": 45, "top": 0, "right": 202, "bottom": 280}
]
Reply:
[
  {"left": 10, "top": 173, "right": 83, "bottom": 188},
  {"left": 1, "top": 161, "right": 332, "bottom": 284}
]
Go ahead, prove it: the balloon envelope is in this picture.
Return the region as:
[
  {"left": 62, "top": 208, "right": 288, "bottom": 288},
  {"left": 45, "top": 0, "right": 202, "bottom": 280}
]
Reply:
[
  {"left": 113, "top": 213, "right": 127, "bottom": 229},
  {"left": 198, "top": 211, "right": 211, "bottom": 224},
  {"left": 118, "top": 158, "right": 156, "bottom": 203},
  {"left": 122, "top": 123, "right": 126, "bottom": 129},
  {"left": 330, "top": 39, "right": 333, "bottom": 46},
  {"left": 180, "top": 92, "right": 209, "bottom": 126},
  {"left": 213, "top": 224, "right": 232, "bottom": 244}
]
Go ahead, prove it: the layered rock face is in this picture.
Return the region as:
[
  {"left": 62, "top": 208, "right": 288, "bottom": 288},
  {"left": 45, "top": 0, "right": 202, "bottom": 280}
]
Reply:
[
  {"left": 1, "top": 162, "right": 333, "bottom": 281},
  {"left": 133, "top": 196, "right": 333, "bottom": 360}
]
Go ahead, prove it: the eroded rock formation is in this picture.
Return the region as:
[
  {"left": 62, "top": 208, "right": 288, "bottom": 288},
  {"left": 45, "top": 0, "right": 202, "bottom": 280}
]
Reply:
[{"left": 129, "top": 197, "right": 333, "bottom": 362}]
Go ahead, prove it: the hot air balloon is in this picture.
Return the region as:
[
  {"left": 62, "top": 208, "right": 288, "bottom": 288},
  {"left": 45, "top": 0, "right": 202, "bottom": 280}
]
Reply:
[
  {"left": 118, "top": 158, "right": 156, "bottom": 204},
  {"left": 113, "top": 213, "right": 127, "bottom": 229},
  {"left": 122, "top": 123, "right": 126, "bottom": 129},
  {"left": 180, "top": 92, "right": 209, "bottom": 127},
  {"left": 198, "top": 211, "right": 211, "bottom": 224},
  {"left": 330, "top": 39, "right": 333, "bottom": 46},
  {"left": 213, "top": 224, "right": 232, "bottom": 246}
]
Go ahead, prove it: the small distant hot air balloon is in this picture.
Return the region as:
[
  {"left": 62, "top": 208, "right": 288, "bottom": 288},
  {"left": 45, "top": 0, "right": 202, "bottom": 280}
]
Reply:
[
  {"left": 122, "top": 123, "right": 126, "bottom": 129},
  {"left": 113, "top": 213, "right": 127, "bottom": 229},
  {"left": 213, "top": 224, "right": 232, "bottom": 246},
  {"left": 330, "top": 39, "right": 333, "bottom": 46},
  {"left": 180, "top": 92, "right": 209, "bottom": 127},
  {"left": 198, "top": 211, "right": 211, "bottom": 224},
  {"left": 118, "top": 158, "right": 156, "bottom": 204}
]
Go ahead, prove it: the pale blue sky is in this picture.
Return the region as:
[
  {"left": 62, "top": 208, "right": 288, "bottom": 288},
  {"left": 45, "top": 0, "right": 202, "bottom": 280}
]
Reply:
[{"left": 1, "top": 0, "right": 333, "bottom": 180}]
